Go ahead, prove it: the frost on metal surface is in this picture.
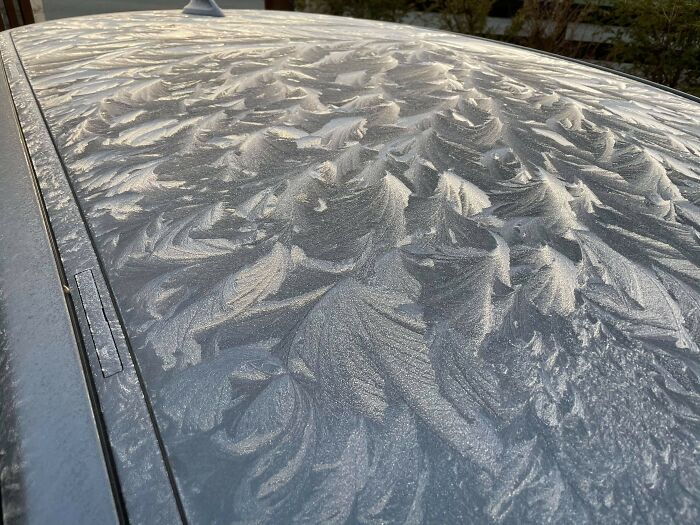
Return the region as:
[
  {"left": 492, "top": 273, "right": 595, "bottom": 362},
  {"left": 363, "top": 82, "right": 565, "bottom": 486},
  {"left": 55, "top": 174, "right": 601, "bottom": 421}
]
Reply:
[
  {"left": 1, "top": 33, "right": 183, "bottom": 525},
  {"left": 75, "top": 269, "right": 124, "bottom": 377},
  {"left": 10, "top": 10, "right": 700, "bottom": 523}
]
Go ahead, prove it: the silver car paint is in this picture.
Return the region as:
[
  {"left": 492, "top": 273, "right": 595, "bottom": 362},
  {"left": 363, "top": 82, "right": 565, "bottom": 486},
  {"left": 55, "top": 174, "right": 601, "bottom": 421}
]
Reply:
[{"left": 6, "top": 10, "right": 700, "bottom": 524}]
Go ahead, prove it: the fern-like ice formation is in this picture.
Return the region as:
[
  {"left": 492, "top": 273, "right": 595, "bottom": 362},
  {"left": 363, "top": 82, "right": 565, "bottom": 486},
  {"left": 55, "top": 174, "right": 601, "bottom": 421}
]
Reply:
[{"left": 11, "top": 11, "right": 700, "bottom": 523}]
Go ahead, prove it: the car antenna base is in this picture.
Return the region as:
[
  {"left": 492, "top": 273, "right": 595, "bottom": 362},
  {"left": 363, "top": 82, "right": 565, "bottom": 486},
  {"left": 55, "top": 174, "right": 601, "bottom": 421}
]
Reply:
[{"left": 182, "top": 0, "right": 225, "bottom": 17}]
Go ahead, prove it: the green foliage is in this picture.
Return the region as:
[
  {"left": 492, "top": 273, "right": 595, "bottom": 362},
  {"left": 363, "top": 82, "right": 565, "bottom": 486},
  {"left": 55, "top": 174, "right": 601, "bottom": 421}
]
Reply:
[
  {"left": 609, "top": 0, "right": 700, "bottom": 90},
  {"left": 427, "top": 0, "right": 496, "bottom": 35},
  {"left": 296, "top": 0, "right": 412, "bottom": 22},
  {"left": 506, "top": 0, "right": 600, "bottom": 55}
]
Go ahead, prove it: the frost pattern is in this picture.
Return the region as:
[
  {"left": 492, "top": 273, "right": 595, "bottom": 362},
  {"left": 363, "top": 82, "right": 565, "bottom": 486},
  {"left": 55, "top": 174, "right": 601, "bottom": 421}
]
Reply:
[{"left": 11, "top": 11, "right": 700, "bottom": 524}]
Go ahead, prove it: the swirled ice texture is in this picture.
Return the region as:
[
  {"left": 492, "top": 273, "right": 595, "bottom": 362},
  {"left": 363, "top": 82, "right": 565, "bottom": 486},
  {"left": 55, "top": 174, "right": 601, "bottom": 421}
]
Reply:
[{"left": 11, "top": 10, "right": 700, "bottom": 523}]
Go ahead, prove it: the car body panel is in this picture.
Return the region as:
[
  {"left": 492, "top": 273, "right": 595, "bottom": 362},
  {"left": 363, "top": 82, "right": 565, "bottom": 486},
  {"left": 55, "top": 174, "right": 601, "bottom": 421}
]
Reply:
[
  {"left": 0, "top": 33, "right": 185, "bottom": 525},
  {"left": 0, "top": 55, "right": 119, "bottom": 525},
  {"left": 3, "top": 9, "right": 700, "bottom": 524}
]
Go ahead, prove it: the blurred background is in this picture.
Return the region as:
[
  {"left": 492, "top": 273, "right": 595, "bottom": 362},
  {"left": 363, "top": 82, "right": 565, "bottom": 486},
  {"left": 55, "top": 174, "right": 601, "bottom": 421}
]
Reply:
[{"left": 2, "top": 0, "right": 699, "bottom": 96}]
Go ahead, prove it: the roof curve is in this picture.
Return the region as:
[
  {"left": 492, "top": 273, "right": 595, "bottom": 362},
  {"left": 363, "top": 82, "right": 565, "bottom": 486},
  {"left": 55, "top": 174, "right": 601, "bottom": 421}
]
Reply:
[{"left": 9, "top": 10, "right": 700, "bottom": 524}]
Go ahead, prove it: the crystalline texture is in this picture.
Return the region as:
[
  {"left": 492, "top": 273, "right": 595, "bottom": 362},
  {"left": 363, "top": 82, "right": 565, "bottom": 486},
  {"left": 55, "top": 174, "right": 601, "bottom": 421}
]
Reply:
[{"left": 9, "top": 10, "right": 700, "bottom": 524}]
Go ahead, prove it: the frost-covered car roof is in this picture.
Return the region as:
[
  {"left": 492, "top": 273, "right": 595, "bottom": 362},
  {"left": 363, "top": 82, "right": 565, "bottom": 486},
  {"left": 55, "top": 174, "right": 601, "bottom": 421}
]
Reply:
[{"left": 5, "top": 9, "right": 700, "bottom": 523}]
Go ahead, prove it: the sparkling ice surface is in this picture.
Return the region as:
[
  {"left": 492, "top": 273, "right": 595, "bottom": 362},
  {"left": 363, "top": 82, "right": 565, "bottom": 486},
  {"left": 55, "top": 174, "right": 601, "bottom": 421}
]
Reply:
[{"left": 10, "top": 11, "right": 700, "bottom": 523}]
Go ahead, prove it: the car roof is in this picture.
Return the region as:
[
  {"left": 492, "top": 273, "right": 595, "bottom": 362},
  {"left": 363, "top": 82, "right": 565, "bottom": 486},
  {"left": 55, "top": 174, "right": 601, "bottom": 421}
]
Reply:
[{"left": 4, "top": 10, "right": 700, "bottom": 523}]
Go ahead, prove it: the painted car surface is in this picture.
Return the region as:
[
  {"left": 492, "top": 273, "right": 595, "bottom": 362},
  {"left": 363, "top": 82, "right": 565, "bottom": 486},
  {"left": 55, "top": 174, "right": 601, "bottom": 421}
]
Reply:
[{"left": 1, "top": 10, "right": 699, "bottom": 524}]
